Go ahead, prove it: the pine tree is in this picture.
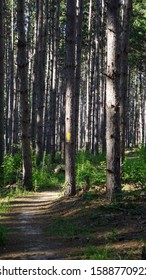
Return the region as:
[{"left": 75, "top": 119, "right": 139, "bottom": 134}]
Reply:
[
  {"left": 106, "top": 0, "right": 121, "bottom": 201},
  {"left": 65, "top": 0, "right": 76, "bottom": 196},
  {"left": 17, "top": 0, "right": 33, "bottom": 190},
  {"left": 120, "top": 0, "right": 132, "bottom": 163},
  {"left": 0, "top": 0, "right": 4, "bottom": 184}
]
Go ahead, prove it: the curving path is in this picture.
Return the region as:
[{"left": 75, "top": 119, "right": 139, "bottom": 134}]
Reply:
[{"left": 0, "top": 190, "right": 66, "bottom": 260}]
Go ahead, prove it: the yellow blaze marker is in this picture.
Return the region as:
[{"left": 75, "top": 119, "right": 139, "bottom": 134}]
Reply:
[{"left": 66, "top": 132, "right": 71, "bottom": 142}]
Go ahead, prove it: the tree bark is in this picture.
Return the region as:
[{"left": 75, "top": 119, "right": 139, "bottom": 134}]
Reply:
[
  {"left": 0, "top": 0, "right": 4, "bottom": 183},
  {"left": 65, "top": 0, "right": 76, "bottom": 196},
  {"left": 85, "top": 0, "right": 93, "bottom": 151},
  {"left": 75, "top": 0, "right": 84, "bottom": 151},
  {"left": 120, "top": 0, "right": 132, "bottom": 163},
  {"left": 144, "top": 84, "right": 146, "bottom": 152},
  {"left": 17, "top": 0, "right": 32, "bottom": 190},
  {"left": 106, "top": 0, "right": 121, "bottom": 201},
  {"left": 48, "top": 0, "right": 60, "bottom": 161},
  {"left": 36, "top": 0, "right": 44, "bottom": 165},
  {"left": 93, "top": 0, "right": 100, "bottom": 154},
  {"left": 99, "top": 0, "right": 106, "bottom": 153},
  {"left": 31, "top": 12, "right": 38, "bottom": 151}
]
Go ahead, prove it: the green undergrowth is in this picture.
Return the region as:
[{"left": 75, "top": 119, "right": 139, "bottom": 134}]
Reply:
[
  {"left": 0, "top": 201, "right": 10, "bottom": 214},
  {"left": 1, "top": 153, "right": 22, "bottom": 186},
  {"left": 79, "top": 246, "right": 118, "bottom": 260},
  {"left": 0, "top": 147, "right": 145, "bottom": 193},
  {"left": 76, "top": 151, "right": 106, "bottom": 188},
  {"left": 0, "top": 147, "right": 145, "bottom": 258},
  {"left": 0, "top": 185, "right": 34, "bottom": 200},
  {"left": 48, "top": 215, "right": 94, "bottom": 238},
  {"left": 33, "top": 151, "right": 106, "bottom": 190},
  {"left": 123, "top": 157, "right": 146, "bottom": 187},
  {"left": 32, "top": 153, "right": 65, "bottom": 190}
]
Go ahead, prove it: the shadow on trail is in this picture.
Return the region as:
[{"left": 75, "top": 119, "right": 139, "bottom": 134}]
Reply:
[
  {"left": 0, "top": 188, "right": 146, "bottom": 260},
  {"left": 0, "top": 190, "right": 67, "bottom": 260}
]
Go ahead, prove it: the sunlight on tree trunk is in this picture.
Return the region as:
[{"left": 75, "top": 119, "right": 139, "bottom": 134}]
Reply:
[
  {"left": 106, "top": 0, "right": 121, "bottom": 202},
  {"left": 65, "top": 0, "right": 76, "bottom": 196}
]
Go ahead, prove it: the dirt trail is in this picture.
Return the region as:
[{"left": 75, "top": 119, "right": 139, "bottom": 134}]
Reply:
[{"left": 0, "top": 189, "right": 66, "bottom": 260}]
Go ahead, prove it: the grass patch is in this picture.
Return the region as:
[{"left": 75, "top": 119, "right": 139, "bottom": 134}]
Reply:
[
  {"left": 80, "top": 245, "right": 118, "bottom": 260},
  {"left": 48, "top": 216, "right": 92, "bottom": 238},
  {"left": 123, "top": 148, "right": 146, "bottom": 187},
  {"left": 0, "top": 201, "right": 10, "bottom": 214}
]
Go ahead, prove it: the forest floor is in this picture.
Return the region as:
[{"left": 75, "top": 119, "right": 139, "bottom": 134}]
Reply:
[{"left": 0, "top": 185, "right": 146, "bottom": 260}]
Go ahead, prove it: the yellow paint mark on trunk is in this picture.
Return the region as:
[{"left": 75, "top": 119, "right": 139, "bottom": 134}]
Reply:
[{"left": 66, "top": 132, "right": 71, "bottom": 142}]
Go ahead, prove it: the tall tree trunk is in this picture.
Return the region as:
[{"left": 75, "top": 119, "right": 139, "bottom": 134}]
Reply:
[
  {"left": 144, "top": 83, "right": 146, "bottom": 152},
  {"left": 7, "top": 0, "right": 15, "bottom": 154},
  {"left": 65, "top": 0, "right": 76, "bottom": 196},
  {"left": 12, "top": 71, "right": 19, "bottom": 154},
  {"left": 141, "top": 74, "right": 146, "bottom": 145},
  {"left": 17, "top": 0, "right": 32, "bottom": 190},
  {"left": 137, "top": 71, "right": 143, "bottom": 147},
  {"left": 133, "top": 72, "right": 139, "bottom": 147},
  {"left": 47, "top": 0, "right": 55, "bottom": 158},
  {"left": 5, "top": 39, "right": 9, "bottom": 153},
  {"left": 0, "top": 0, "right": 4, "bottom": 184},
  {"left": 99, "top": 0, "right": 106, "bottom": 153},
  {"left": 31, "top": 15, "right": 38, "bottom": 151},
  {"left": 11, "top": 0, "right": 17, "bottom": 154},
  {"left": 120, "top": 0, "right": 132, "bottom": 163},
  {"left": 49, "top": 0, "right": 60, "bottom": 161},
  {"left": 43, "top": 53, "right": 50, "bottom": 152},
  {"left": 93, "top": 0, "right": 100, "bottom": 154},
  {"left": 60, "top": 68, "right": 66, "bottom": 160},
  {"left": 75, "top": 0, "right": 84, "bottom": 151},
  {"left": 85, "top": 0, "right": 93, "bottom": 151},
  {"left": 125, "top": 68, "right": 131, "bottom": 148},
  {"left": 36, "top": 0, "right": 44, "bottom": 165},
  {"left": 106, "top": 0, "right": 121, "bottom": 201}
]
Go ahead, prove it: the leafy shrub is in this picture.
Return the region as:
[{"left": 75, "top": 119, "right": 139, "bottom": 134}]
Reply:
[
  {"left": 123, "top": 157, "right": 146, "bottom": 186},
  {"left": 76, "top": 151, "right": 106, "bottom": 187},
  {"left": 1, "top": 151, "right": 107, "bottom": 190},
  {"left": 76, "top": 160, "right": 96, "bottom": 187},
  {"left": 2, "top": 153, "right": 22, "bottom": 186},
  {"left": 76, "top": 150, "right": 105, "bottom": 165},
  {"left": 33, "top": 168, "right": 51, "bottom": 189},
  {"left": 32, "top": 153, "right": 64, "bottom": 189}
]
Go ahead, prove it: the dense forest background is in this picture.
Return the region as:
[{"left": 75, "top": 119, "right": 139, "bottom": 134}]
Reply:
[
  {"left": 0, "top": 0, "right": 146, "bottom": 200},
  {"left": 0, "top": 0, "right": 146, "bottom": 260}
]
